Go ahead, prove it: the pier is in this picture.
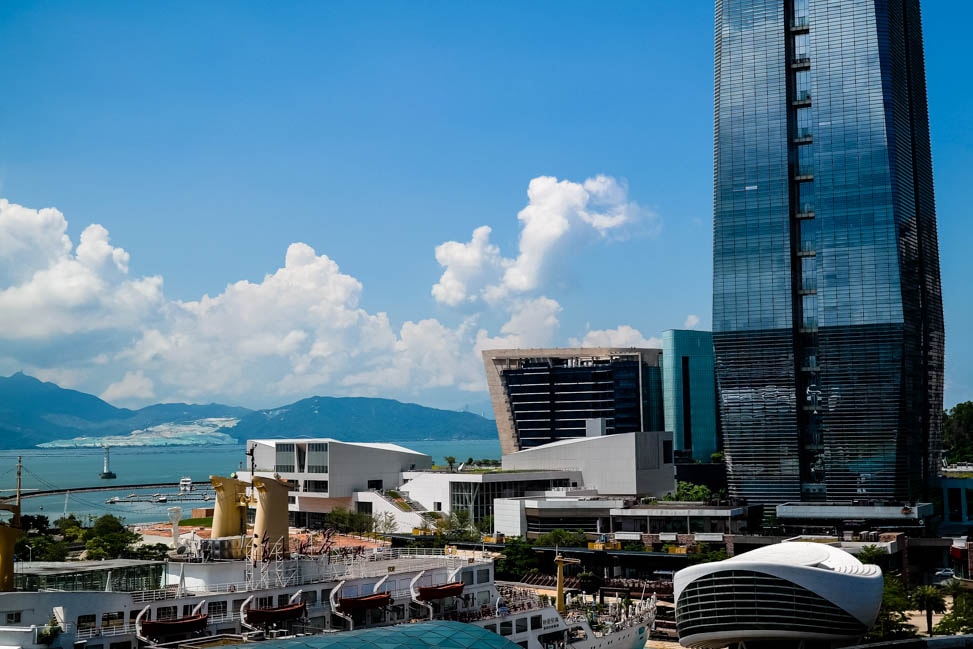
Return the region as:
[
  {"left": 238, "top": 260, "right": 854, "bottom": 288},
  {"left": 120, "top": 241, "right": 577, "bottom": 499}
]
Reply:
[{"left": 1, "top": 484, "right": 214, "bottom": 501}]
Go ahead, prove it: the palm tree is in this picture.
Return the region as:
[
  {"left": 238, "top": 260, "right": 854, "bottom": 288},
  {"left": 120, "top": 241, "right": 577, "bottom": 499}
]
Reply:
[
  {"left": 911, "top": 585, "right": 947, "bottom": 636},
  {"left": 444, "top": 456, "right": 456, "bottom": 472}
]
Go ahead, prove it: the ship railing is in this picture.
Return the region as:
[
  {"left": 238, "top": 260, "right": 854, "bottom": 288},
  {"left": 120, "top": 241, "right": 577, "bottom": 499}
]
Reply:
[{"left": 75, "top": 623, "right": 135, "bottom": 640}]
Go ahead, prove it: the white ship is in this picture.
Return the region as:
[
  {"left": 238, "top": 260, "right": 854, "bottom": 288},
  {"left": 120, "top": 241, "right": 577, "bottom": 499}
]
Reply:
[{"left": 0, "top": 472, "right": 653, "bottom": 649}]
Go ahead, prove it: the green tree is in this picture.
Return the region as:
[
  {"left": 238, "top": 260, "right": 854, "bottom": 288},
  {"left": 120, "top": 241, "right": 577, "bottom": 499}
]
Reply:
[
  {"left": 84, "top": 515, "right": 139, "bottom": 559},
  {"left": 444, "top": 456, "right": 457, "bottom": 472},
  {"left": 123, "top": 543, "right": 171, "bottom": 561},
  {"left": 475, "top": 515, "right": 495, "bottom": 535},
  {"left": 689, "top": 542, "right": 728, "bottom": 564},
  {"left": 326, "top": 507, "right": 351, "bottom": 531},
  {"left": 910, "top": 585, "right": 947, "bottom": 636},
  {"left": 663, "top": 481, "right": 713, "bottom": 502},
  {"left": 15, "top": 535, "right": 68, "bottom": 562},
  {"left": 495, "top": 538, "right": 538, "bottom": 580},
  {"left": 868, "top": 575, "right": 916, "bottom": 640},
  {"left": 577, "top": 571, "right": 603, "bottom": 595},
  {"left": 944, "top": 402, "right": 973, "bottom": 463},
  {"left": 372, "top": 512, "right": 397, "bottom": 535},
  {"left": 936, "top": 588, "right": 973, "bottom": 634},
  {"left": 20, "top": 515, "right": 50, "bottom": 534},
  {"left": 55, "top": 514, "right": 86, "bottom": 543},
  {"left": 534, "top": 529, "right": 588, "bottom": 548},
  {"left": 857, "top": 544, "right": 886, "bottom": 565}
]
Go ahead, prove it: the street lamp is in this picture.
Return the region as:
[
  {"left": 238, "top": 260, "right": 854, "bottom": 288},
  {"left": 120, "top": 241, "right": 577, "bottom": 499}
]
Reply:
[{"left": 25, "top": 544, "right": 33, "bottom": 565}]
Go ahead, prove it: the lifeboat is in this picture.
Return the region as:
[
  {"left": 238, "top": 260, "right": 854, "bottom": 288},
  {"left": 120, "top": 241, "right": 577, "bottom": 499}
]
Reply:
[
  {"left": 243, "top": 601, "right": 307, "bottom": 627},
  {"left": 139, "top": 613, "right": 208, "bottom": 639},
  {"left": 337, "top": 592, "right": 392, "bottom": 612},
  {"left": 417, "top": 582, "right": 465, "bottom": 601}
]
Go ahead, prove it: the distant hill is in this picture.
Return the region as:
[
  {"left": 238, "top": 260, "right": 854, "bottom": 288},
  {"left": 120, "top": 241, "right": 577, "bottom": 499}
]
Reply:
[
  {"left": 227, "top": 396, "right": 498, "bottom": 443},
  {"left": 0, "top": 372, "right": 253, "bottom": 448},
  {"left": 0, "top": 373, "right": 498, "bottom": 448}
]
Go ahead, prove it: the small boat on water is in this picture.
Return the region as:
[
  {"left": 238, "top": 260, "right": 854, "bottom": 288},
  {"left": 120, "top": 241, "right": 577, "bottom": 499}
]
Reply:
[
  {"left": 417, "top": 581, "right": 465, "bottom": 601},
  {"left": 155, "top": 495, "right": 168, "bottom": 503},
  {"left": 105, "top": 496, "right": 119, "bottom": 504}
]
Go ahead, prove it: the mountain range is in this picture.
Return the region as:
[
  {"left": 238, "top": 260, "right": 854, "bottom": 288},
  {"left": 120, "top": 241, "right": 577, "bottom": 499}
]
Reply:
[{"left": 0, "top": 372, "right": 498, "bottom": 449}]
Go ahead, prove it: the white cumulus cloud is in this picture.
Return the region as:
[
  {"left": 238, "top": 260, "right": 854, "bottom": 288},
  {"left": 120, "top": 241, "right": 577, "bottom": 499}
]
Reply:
[
  {"left": 569, "top": 325, "right": 662, "bottom": 349},
  {"left": 432, "top": 175, "right": 656, "bottom": 306},
  {"left": 101, "top": 370, "right": 156, "bottom": 403},
  {"left": 1, "top": 174, "right": 665, "bottom": 409},
  {"left": 0, "top": 199, "right": 163, "bottom": 339},
  {"left": 684, "top": 314, "right": 700, "bottom": 329}
]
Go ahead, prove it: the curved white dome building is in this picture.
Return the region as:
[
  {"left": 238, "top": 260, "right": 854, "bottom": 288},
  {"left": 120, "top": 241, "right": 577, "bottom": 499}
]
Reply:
[{"left": 674, "top": 542, "right": 883, "bottom": 648}]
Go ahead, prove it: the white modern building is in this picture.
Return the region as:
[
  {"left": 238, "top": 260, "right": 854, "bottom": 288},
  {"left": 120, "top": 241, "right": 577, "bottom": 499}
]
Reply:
[
  {"left": 237, "top": 438, "right": 432, "bottom": 528},
  {"left": 501, "top": 430, "right": 675, "bottom": 497},
  {"left": 674, "top": 542, "right": 883, "bottom": 648},
  {"left": 494, "top": 489, "right": 626, "bottom": 539},
  {"left": 399, "top": 469, "right": 582, "bottom": 525}
]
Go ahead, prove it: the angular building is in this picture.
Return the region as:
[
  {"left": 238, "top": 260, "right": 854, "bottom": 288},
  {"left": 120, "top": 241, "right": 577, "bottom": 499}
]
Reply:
[
  {"left": 662, "top": 330, "right": 719, "bottom": 463},
  {"left": 482, "top": 348, "right": 664, "bottom": 455},
  {"left": 712, "top": 1, "right": 944, "bottom": 504}
]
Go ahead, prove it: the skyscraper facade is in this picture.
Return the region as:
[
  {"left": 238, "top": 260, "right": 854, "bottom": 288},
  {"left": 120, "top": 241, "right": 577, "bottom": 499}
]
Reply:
[
  {"left": 662, "top": 330, "right": 720, "bottom": 463},
  {"left": 712, "top": 0, "right": 944, "bottom": 504},
  {"left": 482, "top": 348, "right": 664, "bottom": 455}
]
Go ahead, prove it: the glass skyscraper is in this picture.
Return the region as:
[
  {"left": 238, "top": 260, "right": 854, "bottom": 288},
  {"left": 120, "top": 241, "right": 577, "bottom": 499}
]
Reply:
[
  {"left": 662, "top": 330, "right": 720, "bottom": 463},
  {"left": 712, "top": 0, "right": 944, "bottom": 505}
]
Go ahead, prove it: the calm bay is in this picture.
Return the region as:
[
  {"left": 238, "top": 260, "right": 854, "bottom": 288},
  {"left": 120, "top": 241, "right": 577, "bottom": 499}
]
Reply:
[{"left": 0, "top": 439, "right": 501, "bottom": 525}]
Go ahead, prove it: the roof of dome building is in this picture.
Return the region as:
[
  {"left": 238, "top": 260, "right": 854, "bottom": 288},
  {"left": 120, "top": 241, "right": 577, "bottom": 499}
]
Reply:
[{"left": 673, "top": 541, "right": 883, "bottom": 648}]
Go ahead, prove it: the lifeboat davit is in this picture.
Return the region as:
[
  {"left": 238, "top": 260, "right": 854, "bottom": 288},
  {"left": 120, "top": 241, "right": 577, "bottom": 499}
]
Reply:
[{"left": 417, "top": 582, "right": 465, "bottom": 601}]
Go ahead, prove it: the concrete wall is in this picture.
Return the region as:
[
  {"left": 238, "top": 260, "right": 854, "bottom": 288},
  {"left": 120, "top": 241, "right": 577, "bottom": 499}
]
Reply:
[
  {"left": 352, "top": 491, "right": 427, "bottom": 532},
  {"left": 494, "top": 498, "right": 527, "bottom": 537},
  {"left": 328, "top": 442, "right": 430, "bottom": 497},
  {"left": 501, "top": 431, "right": 675, "bottom": 497}
]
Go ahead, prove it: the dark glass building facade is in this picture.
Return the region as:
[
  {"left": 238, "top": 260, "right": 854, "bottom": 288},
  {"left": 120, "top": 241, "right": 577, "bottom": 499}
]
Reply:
[
  {"left": 713, "top": 0, "right": 944, "bottom": 504},
  {"left": 482, "top": 349, "right": 664, "bottom": 453}
]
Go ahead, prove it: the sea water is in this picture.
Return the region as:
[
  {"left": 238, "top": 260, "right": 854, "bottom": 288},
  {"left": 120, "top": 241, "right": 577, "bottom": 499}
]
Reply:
[{"left": 0, "top": 439, "right": 501, "bottom": 525}]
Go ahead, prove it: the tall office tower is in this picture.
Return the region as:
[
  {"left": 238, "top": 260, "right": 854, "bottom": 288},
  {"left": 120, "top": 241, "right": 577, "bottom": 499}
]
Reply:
[
  {"left": 713, "top": 0, "right": 944, "bottom": 505},
  {"left": 482, "top": 348, "right": 664, "bottom": 455},
  {"left": 662, "top": 330, "right": 720, "bottom": 463}
]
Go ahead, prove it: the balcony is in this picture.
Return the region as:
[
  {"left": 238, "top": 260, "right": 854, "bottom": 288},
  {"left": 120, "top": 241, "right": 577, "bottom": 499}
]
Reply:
[
  {"left": 791, "top": 57, "right": 811, "bottom": 70},
  {"left": 794, "top": 127, "right": 812, "bottom": 144},
  {"left": 790, "top": 16, "right": 810, "bottom": 32},
  {"left": 795, "top": 205, "right": 815, "bottom": 219},
  {"left": 792, "top": 92, "right": 811, "bottom": 107}
]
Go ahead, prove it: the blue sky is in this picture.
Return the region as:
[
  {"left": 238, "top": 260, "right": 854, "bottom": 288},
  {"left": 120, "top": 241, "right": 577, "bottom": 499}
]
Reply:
[{"left": 0, "top": 2, "right": 969, "bottom": 413}]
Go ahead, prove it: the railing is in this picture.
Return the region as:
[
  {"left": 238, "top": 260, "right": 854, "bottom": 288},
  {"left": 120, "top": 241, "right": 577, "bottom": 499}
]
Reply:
[{"left": 104, "top": 548, "right": 488, "bottom": 601}]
